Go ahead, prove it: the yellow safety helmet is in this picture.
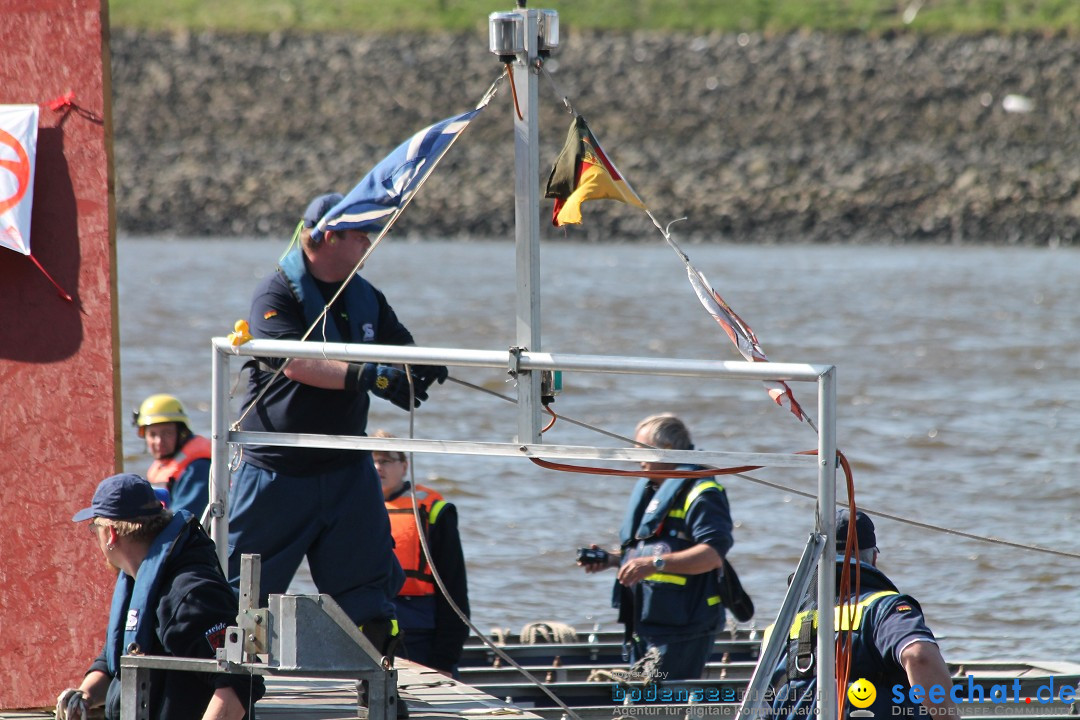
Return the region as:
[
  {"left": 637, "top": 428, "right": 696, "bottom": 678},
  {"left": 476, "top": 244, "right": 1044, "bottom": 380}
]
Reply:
[{"left": 133, "top": 394, "right": 191, "bottom": 437}]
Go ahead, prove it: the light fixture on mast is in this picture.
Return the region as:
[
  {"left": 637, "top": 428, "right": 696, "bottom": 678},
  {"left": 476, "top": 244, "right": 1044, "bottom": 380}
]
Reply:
[
  {"left": 488, "top": 4, "right": 558, "bottom": 62},
  {"left": 538, "top": 9, "right": 559, "bottom": 55},
  {"left": 488, "top": 12, "right": 524, "bottom": 62}
]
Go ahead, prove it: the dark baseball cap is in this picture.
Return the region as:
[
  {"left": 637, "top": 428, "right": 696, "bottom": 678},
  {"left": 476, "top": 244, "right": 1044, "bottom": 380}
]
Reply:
[
  {"left": 302, "top": 192, "right": 344, "bottom": 229},
  {"left": 836, "top": 508, "right": 877, "bottom": 551},
  {"left": 71, "top": 473, "right": 165, "bottom": 522}
]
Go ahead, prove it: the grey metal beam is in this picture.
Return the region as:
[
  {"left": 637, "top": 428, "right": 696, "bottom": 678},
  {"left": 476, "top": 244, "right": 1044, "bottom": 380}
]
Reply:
[
  {"left": 226, "top": 431, "right": 820, "bottom": 469},
  {"left": 737, "top": 532, "right": 827, "bottom": 720},
  {"left": 211, "top": 338, "right": 832, "bottom": 382},
  {"left": 209, "top": 341, "right": 230, "bottom": 572}
]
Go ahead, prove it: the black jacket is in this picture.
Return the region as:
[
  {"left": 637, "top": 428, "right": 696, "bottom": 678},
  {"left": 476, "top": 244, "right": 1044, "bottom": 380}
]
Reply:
[{"left": 90, "top": 520, "right": 265, "bottom": 719}]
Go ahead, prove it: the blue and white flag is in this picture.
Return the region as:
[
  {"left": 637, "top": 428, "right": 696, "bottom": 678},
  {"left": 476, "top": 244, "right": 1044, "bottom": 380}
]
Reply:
[{"left": 312, "top": 108, "right": 484, "bottom": 241}]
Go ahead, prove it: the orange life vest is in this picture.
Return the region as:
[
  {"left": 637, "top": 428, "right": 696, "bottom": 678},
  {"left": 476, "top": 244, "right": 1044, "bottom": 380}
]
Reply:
[
  {"left": 147, "top": 435, "right": 212, "bottom": 490},
  {"left": 385, "top": 484, "right": 447, "bottom": 597}
]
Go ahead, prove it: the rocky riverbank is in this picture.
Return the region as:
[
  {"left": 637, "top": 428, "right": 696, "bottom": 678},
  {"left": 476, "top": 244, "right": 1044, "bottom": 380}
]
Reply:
[{"left": 110, "top": 29, "right": 1079, "bottom": 244}]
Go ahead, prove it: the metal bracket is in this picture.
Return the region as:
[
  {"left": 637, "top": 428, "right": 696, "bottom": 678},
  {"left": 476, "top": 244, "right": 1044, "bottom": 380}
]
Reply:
[
  {"left": 508, "top": 345, "right": 525, "bottom": 380},
  {"left": 227, "top": 554, "right": 268, "bottom": 662},
  {"left": 124, "top": 554, "right": 400, "bottom": 720}
]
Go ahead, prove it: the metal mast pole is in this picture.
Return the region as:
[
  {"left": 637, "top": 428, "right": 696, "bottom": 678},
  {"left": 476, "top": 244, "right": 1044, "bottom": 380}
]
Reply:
[
  {"left": 817, "top": 366, "right": 839, "bottom": 720},
  {"left": 209, "top": 345, "right": 230, "bottom": 571},
  {"left": 512, "top": 4, "right": 543, "bottom": 444}
]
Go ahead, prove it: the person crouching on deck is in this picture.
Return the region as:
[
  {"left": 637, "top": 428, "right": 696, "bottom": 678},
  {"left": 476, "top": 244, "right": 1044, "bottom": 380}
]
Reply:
[{"left": 56, "top": 473, "right": 263, "bottom": 720}]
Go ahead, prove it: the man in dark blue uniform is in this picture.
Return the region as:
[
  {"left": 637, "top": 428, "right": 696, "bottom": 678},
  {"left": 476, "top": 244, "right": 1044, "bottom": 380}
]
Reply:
[
  {"left": 767, "top": 509, "right": 958, "bottom": 719},
  {"left": 228, "top": 193, "right": 446, "bottom": 656},
  {"left": 580, "top": 413, "right": 734, "bottom": 681},
  {"left": 56, "top": 473, "right": 263, "bottom": 720}
]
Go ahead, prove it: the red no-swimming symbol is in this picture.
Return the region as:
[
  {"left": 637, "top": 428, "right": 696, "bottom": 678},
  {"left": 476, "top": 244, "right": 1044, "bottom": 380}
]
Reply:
[{"left": 0, "top": 128, "right": 31, "bottom": 215}]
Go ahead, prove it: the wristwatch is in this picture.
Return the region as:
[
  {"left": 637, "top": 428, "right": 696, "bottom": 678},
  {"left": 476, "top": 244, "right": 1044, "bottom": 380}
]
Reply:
[{"left": 652, "top": 555, "right": 666, "bottom": 571}]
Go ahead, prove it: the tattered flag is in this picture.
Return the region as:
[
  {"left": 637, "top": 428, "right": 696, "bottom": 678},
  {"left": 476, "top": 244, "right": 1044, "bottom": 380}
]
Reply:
[
  {"left": 686, "top": 266, "right": 806, "bottom": 421},
  {"left": 545, "top": 115, "right": 645, "bottom": 227}
]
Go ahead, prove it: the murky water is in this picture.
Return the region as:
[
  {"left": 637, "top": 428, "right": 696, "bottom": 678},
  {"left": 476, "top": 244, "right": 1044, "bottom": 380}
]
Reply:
[{"left": 119, "top": 237, "right": 1080, "bottom": 662}]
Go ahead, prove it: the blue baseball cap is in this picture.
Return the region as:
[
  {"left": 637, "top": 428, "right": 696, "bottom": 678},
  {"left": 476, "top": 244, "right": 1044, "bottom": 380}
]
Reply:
[
  {"left": 836, "top": 509, "right": 877, "bottom": 550},
  {"left": 72, "top": 473, "right": 165, "bottom": 522},
  {"left": 302, "top": 192, "right": 343, "bottom": 230}
]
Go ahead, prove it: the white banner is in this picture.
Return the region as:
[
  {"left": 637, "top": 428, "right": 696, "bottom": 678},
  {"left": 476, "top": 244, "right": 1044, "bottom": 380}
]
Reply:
[{"left": 0, "top": 104, "right": 39, "bottom": 256}]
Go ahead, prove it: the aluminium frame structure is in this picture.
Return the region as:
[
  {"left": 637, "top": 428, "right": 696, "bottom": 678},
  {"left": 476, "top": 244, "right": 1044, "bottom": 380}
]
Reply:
[{"left": 207, "top": 338, "right": 841, "bottom": 720}]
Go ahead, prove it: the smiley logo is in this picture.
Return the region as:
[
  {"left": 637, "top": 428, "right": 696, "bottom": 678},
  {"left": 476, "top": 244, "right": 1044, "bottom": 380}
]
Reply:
[{"left": 847, "top": 678, "right": 877, "bottom": 709}]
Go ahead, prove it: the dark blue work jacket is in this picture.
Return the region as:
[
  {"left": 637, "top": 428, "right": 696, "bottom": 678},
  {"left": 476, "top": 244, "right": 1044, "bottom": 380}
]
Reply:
[
  {"left": 614, "top": 472, "right": 733, "bottom": 637},
  {"left": 238, "top": 244, "right": 412, "bottom": 474},
  {"left": 768, "top": 561, "right": 934, "bottom": 720}
]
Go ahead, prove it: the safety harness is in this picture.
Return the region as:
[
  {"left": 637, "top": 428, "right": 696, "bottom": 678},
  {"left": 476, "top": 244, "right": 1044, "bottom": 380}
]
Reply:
[{"left": 784, "top": 589, "right": 898, "bottom": 682}]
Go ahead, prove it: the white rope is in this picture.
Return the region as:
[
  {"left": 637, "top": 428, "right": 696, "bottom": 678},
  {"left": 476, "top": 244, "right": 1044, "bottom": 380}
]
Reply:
[
  {"left": 231, "top": 70, "right": 505, "bottom": 431},
  {"left": 520, "top": 621, "right": 578, "bottom": 644},
  {"left": 402, "top": 372, "right": 584, "bottom": 720}
]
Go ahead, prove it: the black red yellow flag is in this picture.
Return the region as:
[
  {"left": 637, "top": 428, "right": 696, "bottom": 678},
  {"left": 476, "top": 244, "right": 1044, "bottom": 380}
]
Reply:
[{"left": 544, "top": 115, "right": 645, "bottom": 226}]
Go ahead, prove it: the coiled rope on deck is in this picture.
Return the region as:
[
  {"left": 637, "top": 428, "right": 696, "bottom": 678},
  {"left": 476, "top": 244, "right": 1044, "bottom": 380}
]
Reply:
[{"left": 520, "top": 621, "right": 578, "bottom": 645}]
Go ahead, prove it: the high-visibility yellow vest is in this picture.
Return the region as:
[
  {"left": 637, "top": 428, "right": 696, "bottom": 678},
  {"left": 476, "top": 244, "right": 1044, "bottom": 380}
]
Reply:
[
  {"left": 788, "top": 590, "right": 899, "bottom": 637},
  {"left": 761, "top": 589, "right": 899, "bottom": 647},
  {"left": 642, "top": 479, "right": 725, "bottom": 609}
]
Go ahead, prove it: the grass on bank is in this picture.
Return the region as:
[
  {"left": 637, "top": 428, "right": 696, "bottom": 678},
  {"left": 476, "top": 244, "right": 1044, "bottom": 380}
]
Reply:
[{"left": 108, "top": 0, "right": 1080, "bottom": 35}]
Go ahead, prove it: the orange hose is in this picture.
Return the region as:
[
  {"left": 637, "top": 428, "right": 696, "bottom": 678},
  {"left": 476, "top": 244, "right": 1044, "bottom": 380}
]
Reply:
[
  {"left": 529, "top": 456, "right": 759, "bottom": 478},
  {"left": 834, "top": 449, "right": 858, "bottom": 720},
  {"left": 528, "top": 449, "right": 819, "bottom": 480},
  {"left": 506, "top": 63, "right": 524, "bottom": 121},
  {"left": 540, "top": 405, "right": 557, "bottom": 434}
]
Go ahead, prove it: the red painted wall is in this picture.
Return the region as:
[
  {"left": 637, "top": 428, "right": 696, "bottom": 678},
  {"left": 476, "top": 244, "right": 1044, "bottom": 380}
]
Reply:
[{"left": 0, "top": 0, "right": 119, "bottom": 709}]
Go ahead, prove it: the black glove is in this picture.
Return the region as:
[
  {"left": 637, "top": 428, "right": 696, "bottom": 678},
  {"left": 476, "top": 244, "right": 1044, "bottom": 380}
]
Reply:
[
  {"left": 349, "top": 363, "right": 427, "bottom": 411},
  {"left": 409, "top": 364, "right": 448, "bottom": 393}
]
